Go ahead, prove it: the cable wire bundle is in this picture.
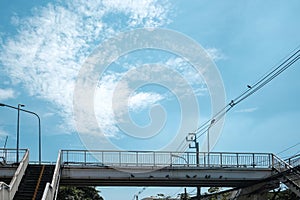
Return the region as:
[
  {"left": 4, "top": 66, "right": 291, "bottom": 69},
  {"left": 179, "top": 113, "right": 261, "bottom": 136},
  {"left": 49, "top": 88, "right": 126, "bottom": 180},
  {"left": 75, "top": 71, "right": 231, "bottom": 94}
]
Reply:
[{"left": 176, "top": 46, "right": 300, "bottom": 153}]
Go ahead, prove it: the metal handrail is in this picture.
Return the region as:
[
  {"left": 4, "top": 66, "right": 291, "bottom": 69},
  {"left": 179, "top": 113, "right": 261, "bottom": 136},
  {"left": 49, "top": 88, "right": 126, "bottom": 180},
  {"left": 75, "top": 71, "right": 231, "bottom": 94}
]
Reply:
[
  {"left": 61, "top": 150, "right": 274, "bottom": 168},
  {"left": 286, "top": 154, "right": 300, "bottom": 167},
  {"left": 42, "top": 151, "right": 62, "bottom": 200},
  {"left": 0, "top": 148, "right": 27, "bottom": 165},
  {"left": 272, "top": 154, "right": 293, "bottom": 171},
  {"left": 0, "top": 149, "right": 29, "bottom": 199}
]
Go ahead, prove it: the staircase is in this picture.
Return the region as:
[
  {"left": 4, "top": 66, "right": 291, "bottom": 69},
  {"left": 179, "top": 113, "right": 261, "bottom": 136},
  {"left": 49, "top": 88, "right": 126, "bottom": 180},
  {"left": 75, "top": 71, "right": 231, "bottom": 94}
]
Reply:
[
  {"left": 14, "top": 164, "right": 55, "bottom": 200},
  {"left": 278, "top": 165, "right": 300, "bottom": 197}
]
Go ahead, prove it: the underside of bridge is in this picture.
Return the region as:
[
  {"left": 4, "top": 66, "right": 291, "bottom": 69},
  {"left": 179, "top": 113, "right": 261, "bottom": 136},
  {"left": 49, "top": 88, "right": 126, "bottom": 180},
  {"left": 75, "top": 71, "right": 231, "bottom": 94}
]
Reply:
[
  {"left": 60, "top": 166, "right": 275, "bottom": 188},
  {"left": 0, "top": 149, "right": 299, "bottom": 199}
]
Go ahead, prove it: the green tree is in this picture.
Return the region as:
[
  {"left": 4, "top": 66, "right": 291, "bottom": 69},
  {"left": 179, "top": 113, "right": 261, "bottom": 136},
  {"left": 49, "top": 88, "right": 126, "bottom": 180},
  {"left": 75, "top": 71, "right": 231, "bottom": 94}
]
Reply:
[
  {"left": 58, "top": 186, "right": 104, "bottom": 200},
  {"left": 179, "top": 192, "right": 190, "bottom": 200}
]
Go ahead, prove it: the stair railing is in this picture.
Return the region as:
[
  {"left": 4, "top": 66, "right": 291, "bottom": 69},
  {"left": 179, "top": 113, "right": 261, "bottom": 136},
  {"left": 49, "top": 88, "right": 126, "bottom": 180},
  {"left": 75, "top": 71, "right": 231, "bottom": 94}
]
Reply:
[
  {"left": 42, "top": 151, "right": 62, "bottom": 200},
  {"left": 272, "top": 154, "right": 300, "bottom": 197},
  {"left": 286, "top": 154, "right": 300, "bottom": 167},
  {"left": 272, "top": 154, "right": 293, "bottom": 172},
  {"left": 0, "top": 149, "right": 29, "bottom": 199}
]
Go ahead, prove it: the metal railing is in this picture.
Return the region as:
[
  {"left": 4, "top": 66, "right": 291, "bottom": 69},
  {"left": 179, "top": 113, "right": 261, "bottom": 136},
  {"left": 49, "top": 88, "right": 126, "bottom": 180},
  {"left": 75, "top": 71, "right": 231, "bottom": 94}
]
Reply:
[
  {"left": 286, "top": 154, "right": 300, "bottom": 167},
  {"left": 0, "top": 149, "right": 29, "bottom": 199},
  {"left": 42, "top": 151, "right": 62, "bottom": 200},
  {"left": 61, "top": 150, "right": 274, "bottom": 168},
  {"left": 272, "top": 154, "right": 294, "bottom": 172},
  {"left": 0, "top": 148, "right": 27, "bottom": 165}
]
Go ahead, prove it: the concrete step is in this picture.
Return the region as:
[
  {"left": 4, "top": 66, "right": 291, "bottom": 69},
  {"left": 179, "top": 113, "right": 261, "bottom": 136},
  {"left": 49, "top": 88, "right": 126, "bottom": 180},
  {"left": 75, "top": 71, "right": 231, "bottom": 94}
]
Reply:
[{"left": 14, "top": 164, "right": 55, "bottom": 200}]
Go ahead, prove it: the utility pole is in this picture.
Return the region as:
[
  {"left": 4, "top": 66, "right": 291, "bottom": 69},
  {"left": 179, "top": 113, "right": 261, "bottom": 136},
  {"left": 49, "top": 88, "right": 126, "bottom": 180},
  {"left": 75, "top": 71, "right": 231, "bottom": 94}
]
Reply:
[
  {"left": 184, "top": 188, "right": 187, "bottom": 200},
  {"left": 186, "top": 133, "right": 201, "bottom": 199},
  {"left": 0, "top": 103, "right": 42, "bottom": 164},
  {"left": 16, "top": 104, "right": 25, "bottom": 163},
  {"left": 207, "top": 119, "right": 215, "bottom": 166}
]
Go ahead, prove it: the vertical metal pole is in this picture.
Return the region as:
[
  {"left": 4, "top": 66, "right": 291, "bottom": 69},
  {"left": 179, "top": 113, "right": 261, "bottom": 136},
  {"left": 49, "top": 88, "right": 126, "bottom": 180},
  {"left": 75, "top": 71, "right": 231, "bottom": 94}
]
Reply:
[
  {"left": 207, "top": 128, "right": 210, "bottom": 167},
  {"left": 207, "top": 128, "right": 210, "bottom": 154},
  {"left": 197, "top": 187, "right": 201, "bottom": 200},
  {"left": 220, "top": 153, "right": 223, "bottom": 167},
  {"left": 207, "top": 119, "right": 215, "bottom": 167},
  {"left": 187, "top": 133, "right": 201, "bottom": 199},
  {"left": 67, "top": 150, "right": 69, "bottom": 165},
  {"left": 38, "top": 116, "right": 41, "bottom": 164},
  {"left": 16, "top": 104, "right": 20, "bottom": 163},
  {"left": 0, "top": 103, "right": 40, "bottom": 163},
  {"left": 184, "top": 188, "right": 187, "bottom": 200},
  {"left": 196, "top": 141, "right": 200, "bottom": 199},
  {"left": 196, "top": 142, "right": 199, "bottom": 167}
]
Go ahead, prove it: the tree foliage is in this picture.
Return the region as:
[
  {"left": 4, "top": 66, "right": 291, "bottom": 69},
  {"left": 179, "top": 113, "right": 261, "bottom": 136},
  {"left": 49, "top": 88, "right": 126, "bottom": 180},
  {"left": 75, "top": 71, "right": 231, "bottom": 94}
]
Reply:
[{"left": 58, "top": 186, "right": 104, "bottom": 200}]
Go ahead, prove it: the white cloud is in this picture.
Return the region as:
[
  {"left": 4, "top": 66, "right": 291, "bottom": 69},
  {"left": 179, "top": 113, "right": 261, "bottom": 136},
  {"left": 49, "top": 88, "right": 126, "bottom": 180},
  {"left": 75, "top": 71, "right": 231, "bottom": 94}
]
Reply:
[
  {"left": 205, "top": 48, "right": 227, "bottom": 61},
  {"left": 0, "top": 0, "right": 172, "bottom": 135},
  {"left": 129, "top": 92, "right": 164, "bottom": 112},
  {"left": 43, "top": 112, "right": 55, "bottom": 118},
  {"left": 165, "top": 57, "right": 208, "bottom": 96},
  {"left": 93, "top": 72, "right": 165, "bottom": 137},
  {"left": 90, "top": 55, "right": 211, "bottom": 137},
  {"left": 0, "top": 88, "right": 15, "bottom": 101},
  {"left": 235, "top": 107, "right": 258, "bottom": 113},
  {"left": 94, "top": 73, "right": 121, "bottom": 137}
]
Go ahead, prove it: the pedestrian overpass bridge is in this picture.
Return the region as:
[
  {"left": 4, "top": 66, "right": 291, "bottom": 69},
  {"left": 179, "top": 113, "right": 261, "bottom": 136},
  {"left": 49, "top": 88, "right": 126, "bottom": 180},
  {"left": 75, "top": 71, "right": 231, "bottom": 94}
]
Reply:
[{"left": 0, "top": 149, "right": 299, "bottom": 199}]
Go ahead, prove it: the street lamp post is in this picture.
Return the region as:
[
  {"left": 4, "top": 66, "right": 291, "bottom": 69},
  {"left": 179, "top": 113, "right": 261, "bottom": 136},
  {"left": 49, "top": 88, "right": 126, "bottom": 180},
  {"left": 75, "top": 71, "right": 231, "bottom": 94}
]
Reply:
[
  {"left": 17, "top": 104, "right": 25, "bottom": 163},
  {"left": 186, "top": 132, "right": 200, "bottom": 199},
  {"left": 186, "top": 133, "right": 199, "bottom": 167},
  {"left": 207, "top": 119, "right": 215, "bottom": 166},
  {"left": 0, "top": 103, "right": 42, "bottom": 164}
]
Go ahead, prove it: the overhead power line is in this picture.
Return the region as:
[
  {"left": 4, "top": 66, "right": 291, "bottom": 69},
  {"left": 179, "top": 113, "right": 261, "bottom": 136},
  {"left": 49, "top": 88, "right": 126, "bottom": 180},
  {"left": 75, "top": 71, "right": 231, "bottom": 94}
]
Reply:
[{"left": 177, "top": 46, "right": 300, "bottom": 152}]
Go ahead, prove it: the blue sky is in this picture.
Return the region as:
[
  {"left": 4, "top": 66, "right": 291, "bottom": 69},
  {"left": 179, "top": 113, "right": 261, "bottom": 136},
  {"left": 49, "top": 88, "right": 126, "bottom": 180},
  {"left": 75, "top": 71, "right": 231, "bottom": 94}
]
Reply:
[{"left": 0, "top": 0, "right": 300, "bottom": 199}]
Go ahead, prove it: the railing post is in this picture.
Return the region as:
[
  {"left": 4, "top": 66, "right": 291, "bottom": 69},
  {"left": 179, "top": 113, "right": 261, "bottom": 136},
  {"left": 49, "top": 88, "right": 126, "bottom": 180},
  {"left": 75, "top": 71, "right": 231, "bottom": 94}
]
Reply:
[
  {"left": 4, "top": 149, "right": 7, "bottom": 163},
  {"left": 102, "top": 151, "right": 104, "bottom": 165},
  {"left": 84, "top": 151, "right": 87, "bottom": 165},
  {"left": 236, "top": 153, "right": 239, "bottom": 167},
  {"left": 60, "top": 151, "right": 63, "bottom": 165},
  {"left": 119, "top": 151, "right": 121, "bottom": 166},
  {"left": 153, "top": 152, "right": 155, "bottom": 167},
  {"left": 66, "top": 151, "right": 69, "bottom": 165},
  {"left": 220, "top": 153, "right": 223, "bottom": 167},
  {"left": 187, "top": 152, "right": 189, "bottom": 167},
  {"left": 61, "top": 151, "right": 63, "bottom": 165},
  {"left": 136, "top": 152, "right": 138, "bottom": 166},
  {"left": 207, "top": 152, "right": 210, "bottom": 167},
  {"left": 252, "top": 153, "right": 255, "bottom": 168}
]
